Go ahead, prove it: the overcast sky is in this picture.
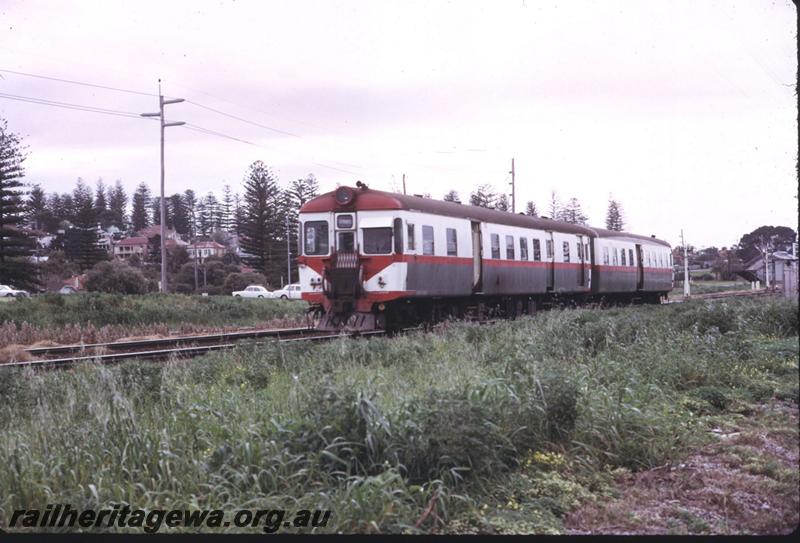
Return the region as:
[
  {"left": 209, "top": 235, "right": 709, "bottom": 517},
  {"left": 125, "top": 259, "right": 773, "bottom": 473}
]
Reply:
[{"left": 1, "top": 0, "right": 796, "bottom": 248}]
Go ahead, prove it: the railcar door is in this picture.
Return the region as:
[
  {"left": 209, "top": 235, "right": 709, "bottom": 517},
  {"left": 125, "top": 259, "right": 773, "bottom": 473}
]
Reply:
[
  {"left": 577, "top": 235, "right": 586, "bottom": 286},
  {"left": 471, "top": 221, "right": 483, "bottom": 292},
  {"left": 546, "top": 231, "right": 555, "bottom": 291},
  {"left": 635, "top": 243, "right": 644, "bottom": 290}
]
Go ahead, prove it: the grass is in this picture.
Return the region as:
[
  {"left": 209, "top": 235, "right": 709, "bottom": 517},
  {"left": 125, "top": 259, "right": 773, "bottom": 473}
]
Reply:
[
  {"left": 670, "top": 280, "right": 751, "bottom": 296},
  {"left": 0, "top": 293, "right": 309, "bottom": 345},
  {"left": 0, "top": 297, "right": 796, "bottom": 534}
]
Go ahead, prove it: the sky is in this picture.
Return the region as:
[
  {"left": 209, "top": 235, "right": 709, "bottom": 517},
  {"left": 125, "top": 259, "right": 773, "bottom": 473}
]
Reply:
[{"left": 0, "top": 0, "right": 796, "bottom": 249}]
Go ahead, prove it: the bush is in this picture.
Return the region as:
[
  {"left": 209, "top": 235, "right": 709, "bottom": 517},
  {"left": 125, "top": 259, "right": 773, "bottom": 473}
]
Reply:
[
  {"left": 85, "top": 260, "right": 149, "bottom": 294},
  {"left": 224, "top": 272, "right": 269, "bottom": 294}
]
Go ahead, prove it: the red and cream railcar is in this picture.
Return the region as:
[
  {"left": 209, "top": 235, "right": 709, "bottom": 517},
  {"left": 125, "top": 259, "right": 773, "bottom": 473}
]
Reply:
[
  {"left": 297, "top": 184, "right": 671, "bottom": 331},
  {"left": 591, "top": 229, "right": 673, "bottom": 299}
]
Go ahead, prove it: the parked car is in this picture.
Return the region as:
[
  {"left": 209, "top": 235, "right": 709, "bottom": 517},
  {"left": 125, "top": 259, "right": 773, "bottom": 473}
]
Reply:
[
  {"left": 271, "top": 283, "right": 302, "bottom": 300},
  {"left": 58, "top": 285, "right": 80, "bottom": 295},
  {"left": 0, "top": 284, "right": 29, "bottom": 297},
  {"left": 232, "top": 285, "right": 273, "bottom": 299}
]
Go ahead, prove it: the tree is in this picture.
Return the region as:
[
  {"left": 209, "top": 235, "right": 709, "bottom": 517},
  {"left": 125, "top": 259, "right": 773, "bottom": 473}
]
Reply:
[
  {"left": 25, "top": 184, "right": 53, "bottom": 232},
  {"left": 470, "top": 184, "right": 497, "bottom": 208},
  {"left": 220, "top": 184, "right": 234, "bottom": 232},
  {"left": 547, "top": 191, "right": 560, "bottom": 220},
  {"left": 94, "top": 178, "right": 115, "bottom": 229},
  {"left": 524, "top": 201, "right": 538, "bottom": 217},
  {"left": 64, "top": 178, "right": 106, "bottom": 271},
  {"left": 108, "top": 180, "right": 127, "bottom": 230},
  {"left": 183, "top": 189, "right": 198, "bottom": 239},
  {"left": 170, "top": 193, "right": 190, "bottom": 237},
  {"left": 240, "top": 160, "right": 284, "bottom": 281},
  {"left": 233, "top": 192, "right": 245, "bottom": 236},
  {"left": 495, "top": 193, "right": 510, "bottom": 212},
  {"left": 131, "top": 182, "right": 151, "bottom": 232},
  {"left": 558, "top": 197, "right": 589, "bottom": 225},
  {"left": 737, "top": 226, "right": 796, "bottom": 262},
  {"left": 605, "top": 198, "right": 624, "bottom": 231},
  {"left": 85, "top": 260, "right": 148, "bottom": 294},
  {"left": 443, "top": 190, "right": 461, "bottom": 203},
  {"left": 198, "top": 192, "right": 220, "bottom": 234},
  {"left": 0, "top": 118, "right": 38, "bottom": 289}
]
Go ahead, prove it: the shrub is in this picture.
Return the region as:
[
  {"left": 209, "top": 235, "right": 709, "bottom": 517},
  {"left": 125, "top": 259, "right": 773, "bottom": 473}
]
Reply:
[
  {"left": 85, "top": 260, "right": 149, "bottom": 294},
  {"left": 224, "top": 272, "right": 269, "bottom": 294}
]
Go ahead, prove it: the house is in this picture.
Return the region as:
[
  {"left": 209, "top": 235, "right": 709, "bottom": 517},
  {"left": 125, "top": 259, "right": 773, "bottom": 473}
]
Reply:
[
  {"left": 113, "top": 236, "right": 148, "bottom": 259},
  {"left": 187, "top": 241, "right": 226, "bottom": 262},
  {"left": 136, "top": 225, "right": 181, "bottom": 241},
  {"left": 739, "top": 251, "right": 798, "bottom": 286}
]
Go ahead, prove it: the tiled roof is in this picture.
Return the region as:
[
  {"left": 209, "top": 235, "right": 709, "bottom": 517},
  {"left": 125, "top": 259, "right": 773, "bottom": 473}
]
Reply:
[{"left": 116, "top": 236, "right": 148, "bottom": 246}]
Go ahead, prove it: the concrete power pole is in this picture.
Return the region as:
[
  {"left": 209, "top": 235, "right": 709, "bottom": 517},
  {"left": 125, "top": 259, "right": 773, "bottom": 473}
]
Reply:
[
  {"left": 402, "top": 173, "right": 406, "bottom": 195},
  {"left": 286, "top": 214, "right": 291, "bottom": 286},
  {"left": 509, "top": 158, "right": 516, "bottom": 214},
  {"left": 141, "top": 80, "right": 185, "bottom": 293},
  {"left": 681, "top": 229, "right": 690, "bottom": 297}
]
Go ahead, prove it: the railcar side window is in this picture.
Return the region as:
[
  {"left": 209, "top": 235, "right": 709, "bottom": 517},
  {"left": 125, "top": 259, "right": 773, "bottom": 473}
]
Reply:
[
  {"left": 303, "top": 221, "right": 329, "bottom": 255},
  {"left": 577, "top": 242, "right": 583, "bottom": 261},
  {"left": 363, "top": 227, "right": 393, "bottom": 254},
  {"left": 491, "top": 234, "right": 500, "bottom": 259},
  {"left": 585, "top": 243, "right": 590, "bottom": 262},
  {"left": 519, "top": 238, "right": 528, "bottom": 261},
  {"left": 446, "top": 228, "right": 458, "bottom": 256},
  {"left": 669, "top": 253, "right": 673, "bottom": 267},
  {"left": 546, "top": 239, "right": 553, "bottom": 259},
  {"left": 629, "top": 249, "right": 634, "bottom": 266},
  {"left": 532, "top": 239, "right": 541, "bottom": 261},
  {"left": 394, "top": 218, "right": 404, "bottom": 254},
  {"left": 621, "top": 248, "right": 627, "bottom": 266},
  {"left": 603, "top": 246, "right": 609, "bottom": 265},
  {"left": 422, "top": 225, "right": 435, "bottom": 255},
  {"left": 563, "top": 241, "right": 570, "bottom": 263},
  {"left": 506, "top": 235, "right": 514, "bottom": 260},
  {"left": 613, "top": 248, "right": 619, "bottom": 266},
  {"left": 407, "top": 223, "right": 416, "bottom": 251}
]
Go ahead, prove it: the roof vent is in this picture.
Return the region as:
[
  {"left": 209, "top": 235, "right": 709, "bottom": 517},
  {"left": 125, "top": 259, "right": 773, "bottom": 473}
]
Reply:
[
  {"left": 413, "top": 194, "right": 424, "bottom": 198},
  {"left": 651, "top": 234, "right": 656, "bottom": 238}
]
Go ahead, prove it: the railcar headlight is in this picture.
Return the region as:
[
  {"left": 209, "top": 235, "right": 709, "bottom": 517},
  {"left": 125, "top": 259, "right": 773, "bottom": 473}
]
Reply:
[{"left": 334, "top": 186, "right": 356, "bottom": 206}]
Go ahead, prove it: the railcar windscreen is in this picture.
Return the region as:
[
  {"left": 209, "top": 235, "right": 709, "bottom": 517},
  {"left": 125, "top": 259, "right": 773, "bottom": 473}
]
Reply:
[
  {"left": 363, "top": 227, "right": 393, "bottom": 254},
  {"left": 304, "top": 221, "right": 329, "bottom": 255}
]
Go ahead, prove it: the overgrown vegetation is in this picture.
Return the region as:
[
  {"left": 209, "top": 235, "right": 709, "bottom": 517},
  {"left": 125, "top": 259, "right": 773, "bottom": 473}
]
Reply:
[
  {"left": 0, "top": 298, "right": 796, "bottom": 533},
  {"left": 0, "top": 293, "right": 308, "bottom": 345}
]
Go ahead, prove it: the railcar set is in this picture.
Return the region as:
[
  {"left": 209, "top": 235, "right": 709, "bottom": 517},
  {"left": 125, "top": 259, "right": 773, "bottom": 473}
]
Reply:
[{"left": 298, "top": 184, "right": 673, "bottom": 332}]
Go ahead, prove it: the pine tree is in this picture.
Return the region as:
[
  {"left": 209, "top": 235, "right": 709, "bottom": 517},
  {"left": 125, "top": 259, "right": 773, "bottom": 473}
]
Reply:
[
  {"left": 524, "top": 201, "right": 538, "bottom": 217},
  {"left": 95, "top": 178, "right": 116, "bottom": 229},
  {"left": 64, "top": 178, "right": 106, "bottom": 271},
  {"left": 470, "top": 184, "right": 497, "bottom": 208},
  {"left": 183, "top": 189, "right": 198, "bottom": 239},
  {"left": 221, "top": 184, "right": 234, "bottom": 232},
  {"left": 605, "top": 198, "right": 625, "bottom": 231},
  {"left": 170, "top": 193, "right": 190, "bottom": 237},
  {"left": 0, "top": 118, "right": 38, "bottom": 289},
  {"left": 547, "top": 191, "right": 560, "bottom": 220},
  {"left": 233, "top": 193, "right": 245, "bottom": 236},
  {"left": 201, "top": 192, "right": 220, "bottom": 232},
  {"left": 151, "top": 196, "right": 173, "bottom": 228},
  {"left": 131, "top": 182, "right": 151, "bottom": 233},
  {"left": 443, "top": 190, "right": 461, "bottom": 202},
  {"left": 558, "top": 197, "right": 589, "bottom": 225},
  {"left": 108, "top": 180, "right": 127, "bottom": 230},
  {"left": 25, "top": 184, "right": 53, "bottom": 232},
  {"left": 240, "top": 161, "right": 283, "bottom": 282}
]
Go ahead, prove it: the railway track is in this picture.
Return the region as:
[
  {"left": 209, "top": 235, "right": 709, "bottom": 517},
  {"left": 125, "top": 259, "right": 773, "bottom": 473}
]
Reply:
[
  {"left": 3, "top": 287, "right": 776, "bottom": 371},
  {"left": 4, "top": 328, "right": 387, "bottom": 370}
]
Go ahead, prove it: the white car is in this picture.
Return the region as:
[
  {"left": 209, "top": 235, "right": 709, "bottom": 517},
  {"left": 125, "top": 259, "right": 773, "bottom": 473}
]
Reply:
[
  {"left": 271, "top": 283, "right": 303, "bottom": 300},
  {"left": 0, "top": 285, "right": 29, "bottom": 297},
  {"left": 232, "top": 285, "right": 272, "bottom": 299}
]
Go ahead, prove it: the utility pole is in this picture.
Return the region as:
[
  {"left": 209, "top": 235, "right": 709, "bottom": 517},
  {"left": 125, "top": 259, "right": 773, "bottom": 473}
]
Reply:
[
  {"left": 286, "top": 214, "right": 291, "bottom": 285},
  {"left": 681, "top": 229, "right": 690, "bottom": 297},
  {"left": 141, "top": 80, "right": 185, "bottom": 293},
  {"left": 402, "top": 173, "right": 406, "bottom": 195},
  {"left": 509, "top": 158, "right": 516, "bottom": 214}
]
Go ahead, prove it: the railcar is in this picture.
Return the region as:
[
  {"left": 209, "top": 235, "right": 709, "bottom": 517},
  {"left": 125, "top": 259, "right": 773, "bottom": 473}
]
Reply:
[{"left": 297, "top": 184, "right": 673, "bottom": 331}]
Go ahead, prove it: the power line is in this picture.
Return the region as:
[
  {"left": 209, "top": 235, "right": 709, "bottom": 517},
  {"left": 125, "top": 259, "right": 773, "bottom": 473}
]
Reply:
[
  {"left": 0, "top": 68, "right": 158, "bottom": 97},
  {"left": 185, "top": 100, "right": 300, "bottom": 138},
  {"left": 183, "top": 123, "right": 260, "bottom": 147},
  {"left": 0, "top": 91, "right": 143, "bottom": 119}
]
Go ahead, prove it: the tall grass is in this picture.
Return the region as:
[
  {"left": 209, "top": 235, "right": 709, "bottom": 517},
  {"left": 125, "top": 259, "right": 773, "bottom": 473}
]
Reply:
[
  {"left": 0, "top": 293, "right": 308, "bottom": 345},
  {"left": 0, "top": 297, "right": 796, "bottom": 533}
]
